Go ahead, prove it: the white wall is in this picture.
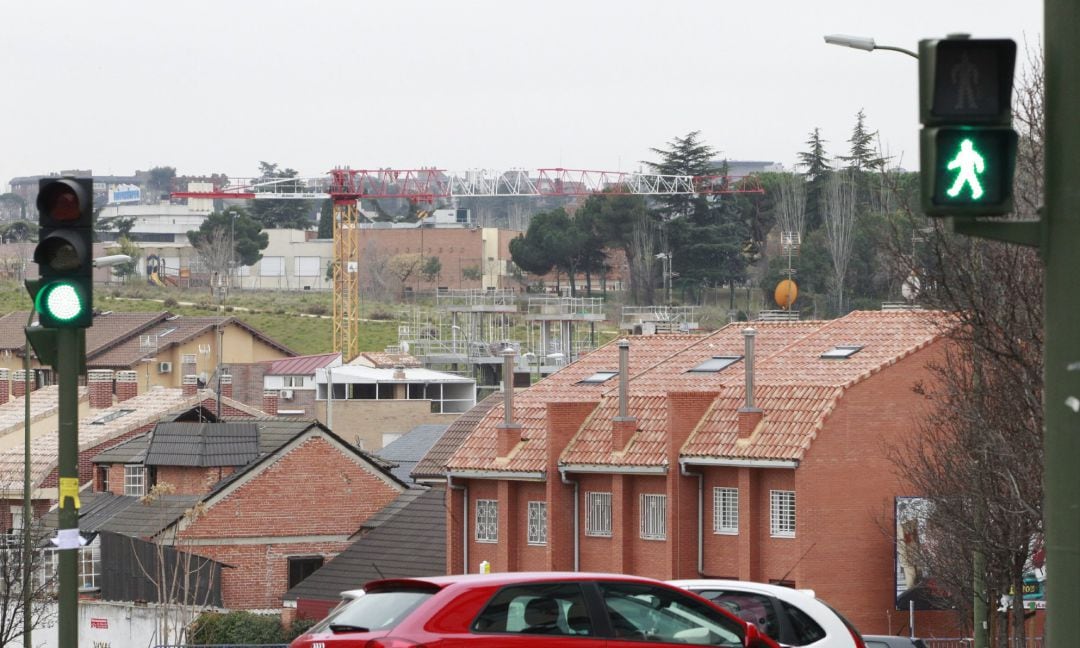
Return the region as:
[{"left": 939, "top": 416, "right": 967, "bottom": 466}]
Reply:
[{"left": 18, "top": 600, "right": 188, "bottom": 648}]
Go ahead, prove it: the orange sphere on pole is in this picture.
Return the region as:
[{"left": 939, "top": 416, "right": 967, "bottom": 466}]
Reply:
[{"left": 774, "top": 279, "right": 798, "bottom": 309}]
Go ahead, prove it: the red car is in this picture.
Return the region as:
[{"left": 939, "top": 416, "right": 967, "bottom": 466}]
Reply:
[{"left": 291, "top": 572, "right": 781, "bottom": 648}]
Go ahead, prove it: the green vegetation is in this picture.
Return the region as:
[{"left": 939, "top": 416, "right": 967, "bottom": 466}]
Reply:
[{"left": 188, "top": 610, "right": 313, "bottom": 644}]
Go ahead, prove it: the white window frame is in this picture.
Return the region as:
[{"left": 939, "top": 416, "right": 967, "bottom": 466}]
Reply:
[
  {"left": 585, "top": 491, "right": 612, "bottom": 537},
  {"left": 713, "top": 487, "right": 739, "bottom": 535},
  {"left": 770, "top": 490, "right": 796, "bottom": 538},
  {"left": 475, "top": 499, "right": 498, "bottom": 543},
  {"left": 527, "top": 501, "right": 547, "bottom": 546},
  {"left": 639, "top": 493, "right": 667, "bottom": 540},
  {"left": 124, "top": 465, "right": 145, "bottom": 497}
]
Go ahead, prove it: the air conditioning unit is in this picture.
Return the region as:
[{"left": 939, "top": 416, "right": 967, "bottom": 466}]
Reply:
[
  {"left": 279, "top": 389, "right": 293, "bottom": 399},
  {"left": 158, "top": 361, "right": 173, "bottom": 374}
]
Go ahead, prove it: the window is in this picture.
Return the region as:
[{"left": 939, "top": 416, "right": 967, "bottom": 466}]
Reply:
[
  {"left": 78, "top": 543, "right": 101, "bottom": 591},
  {"left": 288, "top": 555, "right": 324, "bottom": 589},
  {"left": 640, "top": 494, "right": 667, "bottom": 540},
  {"left": 770, "top": 490, "right": 796, "bottom": 538},
  {"left": 781, "top": 599, "right": 827, "bottom": 644},
  {"left": 820, "top": 345, "right": 863, "bottom": 359},
  {"left": 713, "top": 487, "right": 739, "bottom": 534},
  {"left": 598, "top": 581, "right": 745, "bottom": 646},
  {"left": 527, "top": 501, "right": 547, "bottom": 545},
  {"left": 579, "top": 371, "right": 617, "bottom": 384},
  {"left": 124, "top": 465, "right": 145, "bottom": 497},
  {"left": 295, "top": 256, "right": 321, "bottom": 277},
  {"left": 260, "top": 256, "right": 285, "bottom": 276},
  {"left": 472, "top": 582, "right": 591, "bottom": 636},
  {"left": 475, "top": 499, "right": 498, "bottom": 543},
  {"left": 96, "top": 466, "right": 109, "bottom": 493},
  {"left": 688, "top": 356, "right": 742, "bottom": 373},
  {"left": 585, "top": 492, "right": 612, "bottom": 537},
  {"left": 693, "top": 589, "right": 780, "bottom": 641}
]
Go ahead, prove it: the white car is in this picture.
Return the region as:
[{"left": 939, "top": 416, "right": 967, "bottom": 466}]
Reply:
[{"left": 668, "top": 579, "right": 866, "bottom": 648}]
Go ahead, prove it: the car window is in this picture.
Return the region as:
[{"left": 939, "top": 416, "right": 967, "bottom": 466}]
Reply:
[
  {"left": 598, "top": 581, "right": 745, "bottom": 646},
  {"left": 472, "top": 582, "right": 592, "bottom": 636},
  {"left": 309, "top": 588, "right": 434, "bottom": 634},
  {"left": 779, "top": 599, "right": 827, "bottom": 645},
  {"left": 693, "top": 589, "right": 780, "bottom": 641},
  {"left": 865, "top": 641, "right": 889, "bottom": 648}
]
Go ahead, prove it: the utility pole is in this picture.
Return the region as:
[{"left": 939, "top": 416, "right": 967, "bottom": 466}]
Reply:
[{"left": 1042, "top": 1, "right": 1079, "bottom": 644}]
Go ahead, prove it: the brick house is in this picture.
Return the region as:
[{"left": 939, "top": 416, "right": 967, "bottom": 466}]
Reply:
[
  {"left": 444, "top": 310, "right": 966, "bottom": 637},
  {"left": 86, "top": 419, "right": 407, "bottom": 610}
]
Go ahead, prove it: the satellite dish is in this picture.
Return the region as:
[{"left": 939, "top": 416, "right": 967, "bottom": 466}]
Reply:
[
  {"left": 774, "top": 279, "right": 798, "bottom": 309},
  {"left": 400, "top": 341, "right": 410, "bottom": 353}
]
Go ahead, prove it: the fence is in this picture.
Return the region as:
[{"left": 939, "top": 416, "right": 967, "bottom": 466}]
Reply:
[{"left": 153, "top": 645, "right": 288, "bottom": 648}]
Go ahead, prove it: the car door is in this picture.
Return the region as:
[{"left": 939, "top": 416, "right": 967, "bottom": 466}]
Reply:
[
  {"left": 466, "top": 581, "right": 607, "bottom": 648},
  {"left": 595, "top": 580, "right": 750, "bottom": 648}
]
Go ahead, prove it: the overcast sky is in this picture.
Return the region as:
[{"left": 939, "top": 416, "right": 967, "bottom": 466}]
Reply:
[{"left": 1, "top": 1, "right": 1042, "bottom": 190}]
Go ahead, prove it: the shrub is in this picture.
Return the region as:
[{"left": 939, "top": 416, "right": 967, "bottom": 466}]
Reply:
[
  {"left": 286, "top": 618, "right": 318, "bottom": 641},
  {"left": 304, "top": 303, "right": 328, "bottom": 316},
  {"left": 368, "top": 310, "right": 394, "bottom": 321},
  {"left": 163, "top": 297, "right": 178, "bottom": 308},
  {"left": 188, "top": 610, "right": 285, "bottom": 645}
]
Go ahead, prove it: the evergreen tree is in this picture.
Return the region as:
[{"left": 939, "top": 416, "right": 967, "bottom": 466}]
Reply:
[
  {"left": 249, "top": 161, "right": 316, "bottom": 229},
  {"left": 644, "top": 131, "right": 714, "bottom": 222},
  {"left": 839, "top": 109, "right": 885, "bottom": 171},
  {"left": 317, "top": 200, "right": 333, "bottom": 239},
  {"left": 798, "top": 127, "right": 832, "bottom": 232}
]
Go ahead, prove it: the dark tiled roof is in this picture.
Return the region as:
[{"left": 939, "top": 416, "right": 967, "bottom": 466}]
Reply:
[
  {"left": 411, "top": 394, "right": 500, "bottom": 480},
  {"left": 144, "top": 422, "right": 259, "bottom": 467},
  {"left": 91, "top": 433, "right": 150, "bottom": 464},
  {"left": 283, "top": 486, "right": 446, "bottom": 602},
  {"left": 376, "top": 424, "right": 449, "bottom": 483},
  {"left": 43, "top": 492, "right": 202, "bottom": 539}
]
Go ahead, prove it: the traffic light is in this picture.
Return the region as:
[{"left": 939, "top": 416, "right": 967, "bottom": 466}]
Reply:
[
  {"left": 31, "top": 178, "right": 94, "bottom": 328},
  {"left": 919, "top": 37, "right": 1018, "bottom": 216}
]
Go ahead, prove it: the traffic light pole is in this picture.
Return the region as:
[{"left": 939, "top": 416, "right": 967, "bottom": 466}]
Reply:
[
  {"left": 1043, "top": 0, "right": 1079, "bottom": 644},
  {"left": 55, "top": 327, "right": 81, "bottom": 648}
]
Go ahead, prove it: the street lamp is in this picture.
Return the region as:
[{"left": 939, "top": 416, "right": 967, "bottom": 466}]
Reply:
[{"left": 824, "top": 34, "right": 918, "bottom": 59}]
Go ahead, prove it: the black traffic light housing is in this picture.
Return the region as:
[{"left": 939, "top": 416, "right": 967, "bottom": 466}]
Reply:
[
  {"left": 30, "top": 177, "right": 94, "bottom": 328},
  {"left": 919, "top": 36, "right": 1018, "bottom": 217}
]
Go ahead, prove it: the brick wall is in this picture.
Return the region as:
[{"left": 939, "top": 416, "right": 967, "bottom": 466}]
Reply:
[
  {"left": 316, "top": 399, "right": 459, "bottom": 451},
  {"left": 178, "top": 434, "right": 401, "bottom": 609},
  {"left": 42, "top": 422, "right": 157, "bottom": 489},
  {"left": 155, "top": 466, "right": 236, "bottom": 496}
]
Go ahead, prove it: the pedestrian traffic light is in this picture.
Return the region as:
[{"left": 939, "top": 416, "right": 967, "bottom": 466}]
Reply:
[
  {"left": 30, "top": 178, "right": 94, "bottom": 328},
  {"left": 919, "top": 36, "right": 1018, "bottom": 216}
]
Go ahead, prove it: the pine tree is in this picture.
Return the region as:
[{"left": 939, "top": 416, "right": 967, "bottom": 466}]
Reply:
[
  {"left": 839, "top": 109, "right": 885, "bottom": 171},
  {"left": 797, "top": 128, "right": 832, "bottom": 181}
]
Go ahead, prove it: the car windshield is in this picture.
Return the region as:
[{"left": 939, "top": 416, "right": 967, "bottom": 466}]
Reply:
[{"left": 309, "top": 588, "right": 435, "bottom": 634}]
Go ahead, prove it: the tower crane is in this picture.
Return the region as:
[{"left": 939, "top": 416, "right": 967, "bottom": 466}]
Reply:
[{"left": 174, "top": 167, "right": 765, "bottom": 361}]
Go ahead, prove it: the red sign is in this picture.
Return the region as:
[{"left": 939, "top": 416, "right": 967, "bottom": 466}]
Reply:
[{"left": 89, "top": 618, "right": 108, "bottom": 629}]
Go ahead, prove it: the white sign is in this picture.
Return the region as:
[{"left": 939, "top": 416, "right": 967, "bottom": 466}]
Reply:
[{"left": 109, "top": 184, "right": 141, "bottom": 203}]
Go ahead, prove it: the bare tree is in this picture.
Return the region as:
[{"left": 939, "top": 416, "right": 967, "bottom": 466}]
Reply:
[
  {"left": 388, "top": 253, "right": 423, "bottom": 293},
  {"left": 134, "top": 483, "right": 220, "bottom": 646},
  {"left": 823, "top": 170, "right": 857, "bottom": 313},
  {"left": 193, "top": 227, "right": 234, "bottom": 287},
  {"left": 630, "top": 212, "right": 660, "bottom": 305},
  {"left": 0, "top": 519, "right": 57, "bottom": 647},
  {"left": 775, "top": 172, "right": 807, "bottom": 241}
]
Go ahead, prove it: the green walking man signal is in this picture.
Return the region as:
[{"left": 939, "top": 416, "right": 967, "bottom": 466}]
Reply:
[
  {"left": 945, "top": 139, "right": 985, "bottom": 200},
  {"left": 919, "top": 36, "right": 1018, "bottom": 217}
]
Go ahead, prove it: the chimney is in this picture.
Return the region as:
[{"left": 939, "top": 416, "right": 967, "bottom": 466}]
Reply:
[
  {"left": 613, "top": 339, "right": 636, "bottom": 451},
  {"left": 496, "top": 349, "right": 522, "bottom": 457},
  {"left": 738, "top": 327, "right": 763, "bottom": 439},
  {"left": 11, "top": 370, "right": 26, "bottom": 399},
  {"left": 87, "top": 370, "right": 114, "bottom": 409},
  {"left": 392, "top": 364, "right": 406, "bottom": 380},
  {"left": 262, "top": 390, "right": 279, "bottom": 416},
  {"left": 116, "top": 370, "right": 138, "bottom": 402},
  {"left": 0, "top": 368, "right": 9, "bottom": 405},
  {"left": 182, "top": 374, "right": 199, "bottom": 397},
  {"left": 219, "top": 373, "right": 233, "bottom": 399}
]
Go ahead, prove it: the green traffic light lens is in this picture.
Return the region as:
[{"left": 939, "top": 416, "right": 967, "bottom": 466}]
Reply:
[
  {"left": 932, "top": 128, "right": 1014, "bottom": 208},
  {"left": 36, "top": 282, "right": 86, "bottom": 322}
]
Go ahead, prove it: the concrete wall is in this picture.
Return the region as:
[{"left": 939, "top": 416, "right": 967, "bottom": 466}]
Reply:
[
  {"left": 25, "top": 599, "right": 185, "bottom": 648},
  {"left": 315, "top": 399, "right": 459, "bottom": 451}
]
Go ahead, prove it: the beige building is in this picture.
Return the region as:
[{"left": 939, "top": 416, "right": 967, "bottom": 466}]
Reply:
[{"left": 0, "top": 311, "right": 294, "bottom": 395}]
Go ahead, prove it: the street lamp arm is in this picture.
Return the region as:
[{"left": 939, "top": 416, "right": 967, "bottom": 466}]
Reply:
[
  {"left": 874, "top": 44, "right": 919, "bottom": 59},
  {"left": 824, "top": 34, "right": 918, "bottom": 60}
]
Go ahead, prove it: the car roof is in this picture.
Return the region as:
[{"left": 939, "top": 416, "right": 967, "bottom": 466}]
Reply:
[
  {"left": 365, "top": 572, "right": 677, "bottom": 591},
  {"left": 668, "top": 579, "right": 818, "bottom": 601}
]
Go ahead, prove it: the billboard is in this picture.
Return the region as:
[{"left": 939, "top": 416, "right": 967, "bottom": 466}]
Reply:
[{"left": 108, "top": 184, "right": 141, "bottom": 204}]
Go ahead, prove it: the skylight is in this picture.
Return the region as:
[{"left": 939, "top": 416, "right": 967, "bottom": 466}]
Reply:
[
  {"left": 579, "top": 371, "right": 618, "bottom": 384},
  {"left": 687, "top": 356, "right": 743, "bottom": 373},
  {"left": 820, "top": 345, "right": 863, "bottom": 359},
  {"left": 91, "top": 409, "right": 135, "bottom": 425}
]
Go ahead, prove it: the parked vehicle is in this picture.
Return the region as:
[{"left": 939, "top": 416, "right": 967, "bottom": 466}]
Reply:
[
  {"left": 862, "top": 636, "right": 927, "bottom": 648},
  {"left": 291, "top": 572, "right": 781, "bottom": 647},
  {"left": 668, "top": 579, "right": 866, "bottom": 648}
]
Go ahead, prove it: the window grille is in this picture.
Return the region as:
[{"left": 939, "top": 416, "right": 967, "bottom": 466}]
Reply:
[
  {"left": 475, "top": 499, "right": 498, "bottom": 543},
  {"left": 527, "top": 501, "right": 547, "bottom": 545},
  {"left": 585, "top": 492, "right": 612, "bottom": 537},
  {"left": 713, "top": 487, "right": 739, "bottom": 534},
  {"left": 770, "top": 490, "right": 796, "bottom": 538},
  {"left": 640, "top": 494, "right": 667, "bottom": 540},
  {"left": 124, "top": 465, "right": 145, "bottom": 497},
  {"left": 182, "top": 354, "right": 197, "bottom": 364}
]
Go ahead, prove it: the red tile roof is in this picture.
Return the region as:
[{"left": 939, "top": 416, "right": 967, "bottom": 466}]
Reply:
[
  {"left": 265, "top": 353, "right": 341, "bottom": 375},
  {"left": 357, "top": 352, "right": 422, "bottom": 369},
  {"left": 448, "top": 310, "right": 953, "bottom": 473}
]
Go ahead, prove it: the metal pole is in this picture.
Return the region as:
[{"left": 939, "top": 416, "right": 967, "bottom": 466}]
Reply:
[
  {"left": 22, "top": 315, "right": 32, "bottom": 648},
  {"left": 55, "top": 328, "right": 81, "bottom": 648},
  {"left": 1044, "top": 1, "right": 1080, "bottom": 644}
]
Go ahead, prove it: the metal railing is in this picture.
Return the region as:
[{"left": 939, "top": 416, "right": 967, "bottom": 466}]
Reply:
[{"left": 922, "top": 638, "right": 1043, "bottom": 648}]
